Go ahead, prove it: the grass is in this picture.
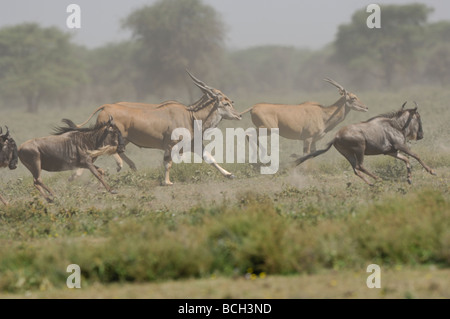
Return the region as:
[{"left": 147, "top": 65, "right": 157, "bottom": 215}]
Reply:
[
  {"left": 0, "top": 85, "right": 449, "bottom": 298},
  {"left": 0, "top": 187, "right": 448, "bottom": 293}
]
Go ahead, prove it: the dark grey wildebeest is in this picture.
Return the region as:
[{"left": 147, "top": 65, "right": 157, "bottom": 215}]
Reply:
[
  {"left": 18, "top": 116, "right": 125, "bottom": 202},
  {"left": 294, "top": 102, "right": 436, "bottom": 185},
  {"left": 0, "top": 126, "right": 18, "bottom": 205}
]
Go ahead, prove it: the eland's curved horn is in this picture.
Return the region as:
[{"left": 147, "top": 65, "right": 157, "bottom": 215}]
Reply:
[
  {"left": 413, "top": 101, "right": 419, "bottom": 110},
  {"left": 401, "top": 101, "right": 407, "bottom": 110},
  {"left": 323, "top": 77, "right": 345, "bottom": 92},
  {"left": 5, "top": 126, "right": 9, "bottom": 137},
  {"left": 186, "top": 69, "right": 215, "bottom": 96}
]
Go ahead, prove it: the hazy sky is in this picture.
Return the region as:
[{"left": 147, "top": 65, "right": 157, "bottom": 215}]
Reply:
[{"left": 1, "top": 0, "right": 449, "bottom": 50}]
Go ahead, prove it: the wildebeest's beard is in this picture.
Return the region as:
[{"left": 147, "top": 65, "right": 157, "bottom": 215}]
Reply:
[
  {"left": 0, "top": 137, "right": 18, "bottom": 170},
  {"left": 416, "top": 115, "right": 424, "bottom": 140},
  {"left": 95, "top": 124, "right": 125, "bottom": 154},
  {"left": 117, "top": 131, "right": 125, "bottom": 153},
  {"left": 8, "top": 139, "right": 18, "bottom": 169}
]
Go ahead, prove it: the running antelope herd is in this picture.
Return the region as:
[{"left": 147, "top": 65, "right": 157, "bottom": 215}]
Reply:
[{"left": 1, "top": 71, "right": 437, "bottom": 203}]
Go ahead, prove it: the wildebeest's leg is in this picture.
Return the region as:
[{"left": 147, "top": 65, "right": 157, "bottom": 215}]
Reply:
[
  {"left": 85, "top": 159, "right": 116, "bottom": 194},
  {"left": 335, "top": 144, "right": 376, "bottom": 186},
  {"left": 387, "top": 152, "right": 412, "bottom": 184},
  {"left": 118, "top": 153, "right": 137, "bottom": 171},
  {"left": 22, "top": 158, "right": 55, "bottom": 202},
  {"left": 163, "top": 148, "right": 173, "bottom": 186},
  {"left": 395, "top": 145, "right": 436, "bottom": 176},
  {"left": 0, "top": 193, "right": 8, "bottom": 205}
]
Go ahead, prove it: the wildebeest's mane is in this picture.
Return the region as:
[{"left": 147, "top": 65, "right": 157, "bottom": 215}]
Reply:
[
  {"left": 52, "top": 119, "right": 108, "bottom": 135},
  {"left": 365, "top": 109, "right": 405, "bottom": 122}
]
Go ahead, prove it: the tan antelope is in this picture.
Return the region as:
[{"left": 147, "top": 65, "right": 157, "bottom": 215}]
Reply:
[
  {"left": 294, "top": 102, "right": 436, "bottom": 185},
  {"left": 240, "top": 78, "right": 368, "bottom": 155},
  {"left": 76, "top": 71, "right": 242, "bottom": 185}
]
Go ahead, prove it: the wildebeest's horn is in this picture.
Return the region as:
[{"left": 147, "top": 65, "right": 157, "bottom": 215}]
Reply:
[
  {"left": 324, "top": 77, "right": 345, "bottom": 92},
  {"left": 401, "top": 101, "right": 407, "bottom": 110},
  {"left": 186, "top": 69, "right": 216, "bottom": 96},
  {"left": 108, "top": 115, "right": 115, "bottom": 125}
]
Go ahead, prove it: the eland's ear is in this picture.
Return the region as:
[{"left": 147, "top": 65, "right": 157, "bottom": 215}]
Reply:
[{"left": 401, "top": 101, "right": 407, "bottom": 110}]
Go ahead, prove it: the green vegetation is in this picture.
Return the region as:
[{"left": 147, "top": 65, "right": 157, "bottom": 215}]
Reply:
[
  {"left": 0, "top": 1, "right": 449, "bottom": 298},
  {"left": 0, "top": 186, "right": 448, "bottom": 293}
]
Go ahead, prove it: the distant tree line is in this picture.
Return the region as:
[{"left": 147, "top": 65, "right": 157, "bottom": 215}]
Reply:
[{"left": 0, "top": 1, "right": 448, "bottom": 112}]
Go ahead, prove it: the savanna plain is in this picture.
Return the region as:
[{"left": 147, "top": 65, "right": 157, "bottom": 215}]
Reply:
[{"left": 0, "top": 86, "right": 449, "bottom": 299}]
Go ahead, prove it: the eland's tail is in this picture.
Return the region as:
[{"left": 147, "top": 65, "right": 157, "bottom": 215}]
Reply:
[
  {"left": 239, "top": 106, "right": 254, "bottom": 116},
  {"left": 76, "top": 105, "right": 106, "bottom": 128}
]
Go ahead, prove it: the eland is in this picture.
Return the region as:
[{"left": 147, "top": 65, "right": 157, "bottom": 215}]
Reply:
[
  {"left": 76, "top": 70, "right": 242, "bottom": 185},
  {"left": 240, "top": 78, "right": 368, "bottom": 155}
]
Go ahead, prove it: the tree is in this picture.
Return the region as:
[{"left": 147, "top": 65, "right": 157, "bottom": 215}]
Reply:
[
  {"left": 333, "top": 4, "right": 432, "bottom": 88},
  {"left": 86, "top": 41, "right": 139, "bottom": 102},
  {"left": 0, "top": 23, "right": 86, "bottom": 112},
  {"left": 122, "top": 0, "right": 226, "bottom": 100}
]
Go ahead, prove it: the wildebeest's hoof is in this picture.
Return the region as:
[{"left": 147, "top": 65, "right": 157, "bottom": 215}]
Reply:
[
  {"left": 407, "top": 179, "right": 412, "bottom": 185},
  {"left": 430, "top": 170, "right": 436, "bottom": 176}
]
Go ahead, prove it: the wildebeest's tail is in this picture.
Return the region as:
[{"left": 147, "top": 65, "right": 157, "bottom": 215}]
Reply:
[
  {"left": 294, "top": 139, "right": 335, "bottom": 166},
  {"left": 76, "top": 105, "right": 106, "bottom": 127},
  {"left": 239, "top": 106, "right": 253, "bottom": 116}
]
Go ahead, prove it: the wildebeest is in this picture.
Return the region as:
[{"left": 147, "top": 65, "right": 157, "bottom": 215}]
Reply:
[
  {"left": 240, "top": 78, "right": 368, "bottom": 155},
  {"left": 294, "top": 102, "right": 436, "bottom": 185},
  {"left": 18, "top": 116, "right": 125, "bottom": 202},
  {"left": 0, "top": 126, "right": 18, "bottom": 205},
  {"left": 76, "top": 70, "right": 242, "bottom": 185}
]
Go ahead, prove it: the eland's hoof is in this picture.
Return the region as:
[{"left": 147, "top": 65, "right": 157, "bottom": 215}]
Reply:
[
  {"left": 227, "top": 174, "right": 236, "bottom": 179},
  {"left": 110, "top": 189, "right": 118, "bottom": 195}
]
